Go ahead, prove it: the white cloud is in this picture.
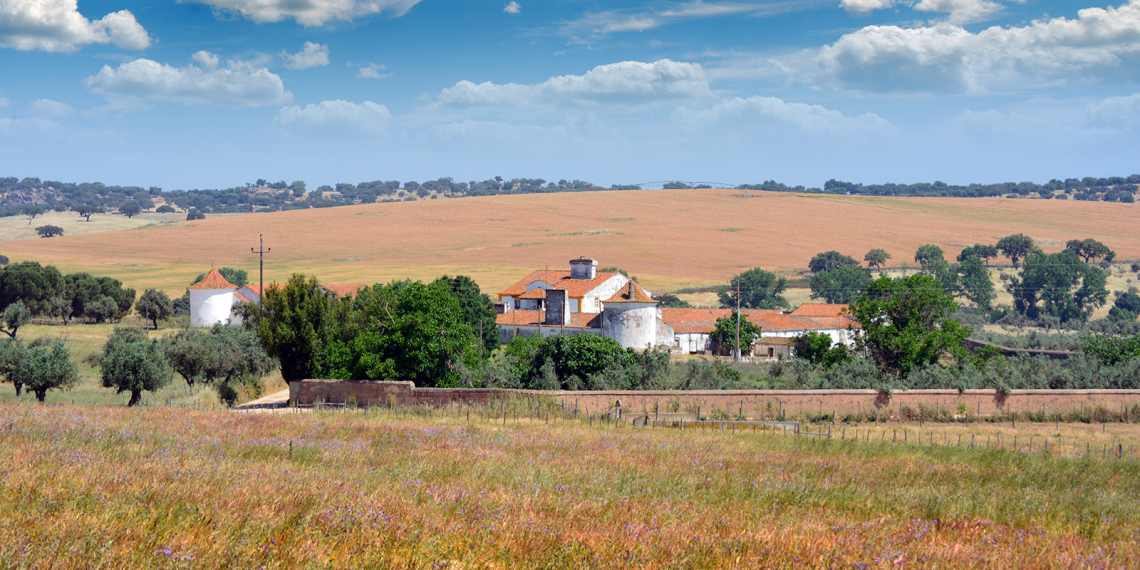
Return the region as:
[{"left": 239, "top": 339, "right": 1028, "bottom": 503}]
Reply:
[
  {"left": 840, "top": 0, "right": 895, "bottom": 16},
  {"left": 560, "top": 1, "right": 827, "bottom": 40},
  {"left": 1087, "top": 93, "right": 1140, "bottom": 128},
  {"left": 0, "top": 97, "right": 9, "bottom": 108},
  {"left": 816, "top": 0, "right": 1140, "bottom": 93},
  {"left": 29, "top": 98, "right": 74, "bottom": 117},
  {"left": 0, "top": 0, "right": 150, "bottom": 52},
  {"left": 675, "top": 96, "right": 892, "bottom": 134},
  {"left": 282, "top": 42, "right": 329, "bottom": 70},
  {"left": 273, "top": 100, "right": 391, "bottom": 136},
  {"left": 913, "top": 0, "right": 1003, "bottom": 25},
  {"left": 437, "top": 59, "right": 711, "bottom": 107},
  {"left": 503, "top": 2, "right": 520, "bottom": 14},
  {"left": 356, "top": 63, "right": 391, "bottom": 78},
  {"left": 191, "top": 0, "right": 422, "bottom": 27},
  {"left": 84, "top": 53, "right": 292, "bottom": 107}
]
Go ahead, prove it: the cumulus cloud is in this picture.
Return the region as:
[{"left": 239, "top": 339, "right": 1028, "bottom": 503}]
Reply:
[
  {"left": 84, "top": 53, "right": 292, "bottom": 107},
  {"left": 281, "top": 42, "right": 329, "bottom": 70},
  {"left": 29, "top": 99, "right": 74, "bottom": 117},
  {"left": 437, "top": 59, "right": 711, "bottom": 107},
  {"left": 839, "top": 0, "right": 895, "bottom": 17},
  {"left": 816, "top": 0, "right": 1140, "bottom": 93},
  {"left": 1085, "top": 93, "right": 1140, "bottom": 129},
  {"left": 0, "top": 0, "right": 150, "bottom": 52},
  {"left": 273, "top": 100, "right": 391, "bottom": 136},
  {"left": 356, "top": 63, "right": 391, "bottom": 78},
  {"left": 503, "top": 2, "right": 520, "bottom": 14},
  {"left": 675, "top": 96, "right": 892, "bottom": 134},
  {"left": 913, "top": 0, "right": 1003, "bottom": 24},
  {"left": 192, "top": 0, "right": 422, "bottom": 27}
]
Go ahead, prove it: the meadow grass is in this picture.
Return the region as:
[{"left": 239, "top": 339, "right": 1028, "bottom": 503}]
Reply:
[{"left": 0, "top": 403, "right": 1136, "bottom": 569}]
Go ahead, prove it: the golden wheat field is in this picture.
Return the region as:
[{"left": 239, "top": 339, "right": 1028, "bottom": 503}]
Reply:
[{"left": 1, "top": 190, "right": 1137, "bottom": 296}]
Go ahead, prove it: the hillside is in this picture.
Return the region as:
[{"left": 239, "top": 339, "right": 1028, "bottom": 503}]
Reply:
[{"left": 1, "top": 189, "right": 1136, "bottom": 300}]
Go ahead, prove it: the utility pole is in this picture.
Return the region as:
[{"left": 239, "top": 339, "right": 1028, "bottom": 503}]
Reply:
[
  {"left": 251, "top": 234, "right": 270, "bottom": 309},
  {"left": 734, "top": 281, "right": 741, "bottom": 362}
]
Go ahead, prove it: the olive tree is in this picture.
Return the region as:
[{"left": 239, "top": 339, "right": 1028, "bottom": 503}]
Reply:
[
  {"left": 99, "top": 328, "right": 171, "bottom": 406},
  {"left": 134, "top": 289, "right": 173, "bottom": 330},
  {"left": 16, "top": 339, "right": 79, "bottom": 402}
]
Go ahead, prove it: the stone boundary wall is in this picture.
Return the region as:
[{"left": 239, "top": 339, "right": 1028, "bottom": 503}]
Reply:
[{"left": 289, "top": 380, "right": 1140, "bottom": 418}]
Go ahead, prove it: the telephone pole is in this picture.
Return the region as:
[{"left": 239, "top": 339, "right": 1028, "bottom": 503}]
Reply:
[
  {"left": 251, "top": 234, "right": 270, "bottom": 309},
  {"left": 734, "top": 281, "right": 741, "bottom": 362}
]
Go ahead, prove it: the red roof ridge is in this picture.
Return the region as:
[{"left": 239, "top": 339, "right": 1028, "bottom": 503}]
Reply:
[
  {"left": 604, "top": 280, "right": 656, "bottom": 304},
  {"left": 189, "top": 268, "right": 236, "bottom": 290}
]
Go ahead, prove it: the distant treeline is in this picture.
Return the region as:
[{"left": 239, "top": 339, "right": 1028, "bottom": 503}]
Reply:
[
  {"left": 2, "top": 171, "right": 1138, "bottom": 220},
  {"left": 748, "top": 176, "right": 1139, "bottom": 201}
]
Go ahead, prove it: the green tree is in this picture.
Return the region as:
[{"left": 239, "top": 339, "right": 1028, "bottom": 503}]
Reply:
[
  {"left": 186, "top": 209, "right": 206, "bottom": 221},
  {"left": 847, "top": 274, "right": 971, "bottom": 379},
  {"left": 0, "top": 261, "right": 65, "bottom": 316},
  {"left": 956, "top": 256, "right": 994, "bottom": 309},
  {"left": 432, "top": 275, "right": 499, "bottom": 359},
  {"left": 15, "top": 339, "right": 79, "bottom": 402},
  {"left": 202, "top": 324, "right": 275, "bottom": 385},
  {"left": 135, "top": 289, "right": 173, "bottom": 330},
  {"left": 718, "top": 268, "right": 788, "bottom": 310},
  {"left": 793, "top": 331, "right": 850, "bottom": 367},
  {"left": 1082, "top": 333, "right": 1140, "bottom": 365},
  {"left": 0, "top": 339, "right": 28, "bottom": 396},
  {"left": 163, "top": 328, "right": 214, "bottom": 387},
  {"left": 322, "top": 281, "right": 476, "bottom": 387},
  {"left": 1109, "top": 292, "right": 1140, "bottom": 321},
  {"left": 119, "top": 201, "right": 142, "bottom": 218},
  {"left": 864, "top": 248, "right": 891, "bottom": 269},
  {"left": 996, "top": 234, "right": 1036, "bottom": 266},
  {"left": 35, "top": 225, "right": 64, "bottom": 238},
  {"left": 250, "top": 274, "right": 332, "bottom": 382},
  {"left": 524, "top": 334, "right": 630, "bottom": 389},
  {"left": 99, "top": 330, "right": 171, "bottom": 406},
  {"left": 0, "top": 301, "right": 31, "bottom": 339},
  {"left": 85, "top": 296, "right": 119, "bottom": 324},
  {"left": 65, "top": 273, "right": 134, "bottom": 322},
  {"left": 957, "top": 244, "right": 998, "bottom": 265},
  {"left": 156, "top": 205, "right": 176, "bottom": 214},
  {"left": 1065, "top": 238, "right": 1115, "bottom": 264},
  {"left": 709, "top": 312, "right": 762, "bottom": 356},
  {"left": 1007, "top": 250, "right": 1108, "bottom": 323},
  {"left": 914, "top": 244, "right": 945, "bottom": 265},
  {"left": 809, "top": 266, "right": 872, "bottom": 304},
  {"left": 655, "top": 293, "right": 693, "bottom": 308},
  {"left": 75, "top": 204, "right": 102, "bottom": 221},
  {"left": 808, "top": 251, "right": 859, "bottom": 273}
]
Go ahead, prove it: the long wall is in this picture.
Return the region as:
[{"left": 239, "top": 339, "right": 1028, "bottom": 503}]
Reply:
[{"left": 290, "top": 380, "right": 1140, "bottom": 419}]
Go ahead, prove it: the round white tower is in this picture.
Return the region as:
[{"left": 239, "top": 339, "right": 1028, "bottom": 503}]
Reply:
[
  {"left": 189, "top": 268, "right": 237, "bottom": 327},
  {"left": 600, "top": 281, "right": 659, "bottom": 349}
]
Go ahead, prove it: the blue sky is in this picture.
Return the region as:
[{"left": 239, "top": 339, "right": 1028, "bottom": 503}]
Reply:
[{"left": 2, "top": 0, "right": 1139, "bottom": 190}]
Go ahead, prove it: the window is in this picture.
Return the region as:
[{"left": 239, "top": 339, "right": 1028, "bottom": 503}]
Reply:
[{"left": 594, "top": 298, "right": 600, "bottom": 308}]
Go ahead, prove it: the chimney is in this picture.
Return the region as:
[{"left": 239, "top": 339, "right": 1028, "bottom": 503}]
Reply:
[
  {"left": 545, "top": 289, "right": 570, "bottom": 326},
  {"left": 569, "top": 256, "right": 597, "bottom": 280}
]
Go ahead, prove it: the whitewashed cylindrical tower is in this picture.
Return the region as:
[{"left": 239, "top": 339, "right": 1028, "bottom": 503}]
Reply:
[
  {"left": 189, "top": 268, "right": 237, "bottom": 327},
  {"left": 600, "top": 281, "right": 659, "bottom": 349}
]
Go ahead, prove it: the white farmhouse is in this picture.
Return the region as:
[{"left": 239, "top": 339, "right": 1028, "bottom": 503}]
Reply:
[{"left": 188, "top": 268, "right": 365, "bottom": 328}]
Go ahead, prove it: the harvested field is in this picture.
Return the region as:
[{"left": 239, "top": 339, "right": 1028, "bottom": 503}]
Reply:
[
  {"left": 1, "top": 190, "right": 1137, "bottom": 297},
  {"left": 1, "top": 403, "right": 1138, "bottom": 569}
]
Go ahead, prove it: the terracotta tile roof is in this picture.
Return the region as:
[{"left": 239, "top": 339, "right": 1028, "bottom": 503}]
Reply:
[
  {"left": 189, "top": 268, "right": 236, "bottom": 290},
  {"left": 495, "top": 310, "right": 602, "bottom": 329},
  {"left": 499, "top": 270, "right": 622, "bottom": 298},
  {"left": 790, "top": 303, "right": 849, "bottom": 317},
  {"left": 321, "top": 283, "right": 367, "bottom": 297},
  {"left": 661, "top": 308, "right": 857, "bottom": 334},
  {"left": 233, "top": 291, "right": 252, "bottom": 303},
  {"left": 242, "top": 284, "right": 263, "bottom": 296},
  {"left": 519, "top": 288, "right": 547, "bottom": 300},
  {"left": 603, "top": 281, "right": 656, "bottom": 304}
]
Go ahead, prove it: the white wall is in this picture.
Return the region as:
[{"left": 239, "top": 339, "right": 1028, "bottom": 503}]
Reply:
[
  {"left": 190, "top": 289, "right": 236, "bottom": 327},
  {"left": 601, "top": 303, "right": 657, "bottom": 349}
]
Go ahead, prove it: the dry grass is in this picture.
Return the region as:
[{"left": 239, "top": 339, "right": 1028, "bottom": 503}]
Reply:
[
  {"left": 1, "top": 190, "right": 1136, "bottom": 299},
  {"left": 0, "top": 403, "right": 1136, "bottom": 569},
  {"left": 0, "top": 210, "right": 191, "bottom": 242}
]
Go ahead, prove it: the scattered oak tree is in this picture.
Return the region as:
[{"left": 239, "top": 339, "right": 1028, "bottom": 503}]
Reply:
[
  {"left": 119, "top": 201, "right": 142, "bottom": 218},
  {"left": 996, "top": 234, "right": 1036, "bottom": 267},
  {"left": 808, "top": 251, "right": 859, "bottom": 273},
  {"left": 809, "top": 266, "right": 872, "bottom": 304},
  {"left": 1007, "top": 250, "right": 1108, "bottom": 323},
  {"left": 1065, "top": 238, "right": 1115, "bottom": 264},
  {"left": 35, "top": 225, "right": 64, "bottom": 238},
  {"left": 718, "top": 268, "right": 788, "bottom": 310},
  {"left": 864, "top": 249, "right": 891, "bottom": 269},
  {"left": 134, "top": 289, "right": 173, "bottom": 330}
]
